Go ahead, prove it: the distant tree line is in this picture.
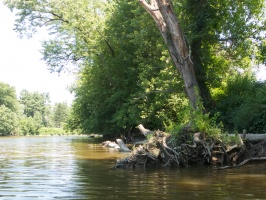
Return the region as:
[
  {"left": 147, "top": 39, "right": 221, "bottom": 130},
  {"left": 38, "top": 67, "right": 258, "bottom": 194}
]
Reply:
[{"left": 0, "top": 82, "right": 70, "bottom": 136}]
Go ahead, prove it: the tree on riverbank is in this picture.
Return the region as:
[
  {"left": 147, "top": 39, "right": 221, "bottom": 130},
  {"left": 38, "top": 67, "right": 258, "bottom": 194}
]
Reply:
[
  {"left": 53, "top": 102, "right": 69, "bottom": 128},
  {"left": 0, "top": 82, "right": 71, "bottom": 135},
  {"left": 3, "top": 0, "right": 266, "bottom": 136},
  {"left": 0, "top": 82, "right": 19, "bottom": 135},
  {"left": 0, "top": 82, "right": 18, "bottom": 112}
]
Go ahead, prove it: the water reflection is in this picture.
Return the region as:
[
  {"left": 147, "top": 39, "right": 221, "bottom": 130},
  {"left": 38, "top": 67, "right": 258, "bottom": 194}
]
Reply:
[{"left": 0, "top": 136, "right": 265, "bottom": 200}]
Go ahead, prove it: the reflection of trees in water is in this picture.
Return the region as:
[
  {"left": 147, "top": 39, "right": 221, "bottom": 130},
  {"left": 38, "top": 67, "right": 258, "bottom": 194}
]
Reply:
[
  {"left": 74, "top": 161, "right": 198, "bottom": 199},
  {"left": 74, "top": 159, "right": 131, "bottom": 199},
  {"left": 74, "top": 160, "right": 266, "bottom": 200}
]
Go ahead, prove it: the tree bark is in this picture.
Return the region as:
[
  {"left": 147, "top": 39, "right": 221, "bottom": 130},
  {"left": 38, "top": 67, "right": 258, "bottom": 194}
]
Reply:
[{"left": 139, "top": 0, "right": 200, "bottom": 110}]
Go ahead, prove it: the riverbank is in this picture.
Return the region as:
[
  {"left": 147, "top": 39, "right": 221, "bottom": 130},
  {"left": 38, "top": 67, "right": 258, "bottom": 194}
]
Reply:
[
  {"left": 1, "top": 133, "right": 88, "bottom": 137},
  {"left": 115, "top": 130, "right": 266, "bottom": 169}
]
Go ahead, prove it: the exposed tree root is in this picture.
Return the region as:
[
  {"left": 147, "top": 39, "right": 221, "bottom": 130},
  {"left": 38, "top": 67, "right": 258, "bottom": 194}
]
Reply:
[
  {"left": 115, "top": 129, "right": 266, "bottom": 169},
  {"left": 216, "top": 157, "right": 266, "bottom": 170}
]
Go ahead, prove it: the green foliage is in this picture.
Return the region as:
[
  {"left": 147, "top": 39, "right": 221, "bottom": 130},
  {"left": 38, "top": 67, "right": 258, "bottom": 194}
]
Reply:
[
  {"left": 4, "top": 0, "right": 113, "bottom": 73},
  {"left": 38, "top": 127, "right": 68, "bottom": 135},
  {"left": 19, "top": 90, "right": 52, "bottom": 130},
  {"left": 19, "top": 114, "right": 42, "bottom": 135},
  {"left": 221, "top": 134, "right": 243, "bottom": 146},
  {"left": 191, "top": 109, "right": 222, "bottom": 138},
  {"left": 173, "top": 0, "right": 266, "bottom": 109},
  {"left": 67, "top": 1, "right": 142, "bottom": 134},
  {"left": 19, "top": 90, "right": 50, "bottom": 117},
  {"left": 0, "top": 82, "right": 19, "bottom": 112},
  {"left": 166, "top": 98, "right": 223, "bottom": 138},
  {"left": 53, "top": 102, "right": 69, "bottom": 128},
  {"left": 0, "top": 81, "right": 73, "bottom": 136},
  {"left": 0, "top": 105, "right": 19, "bottom": 136},
  {"left": 213, "top": 74, "right": 266, "bottom": 133},
  {"left": 67, "top": 1, "right": 190, "bottom": 135}
]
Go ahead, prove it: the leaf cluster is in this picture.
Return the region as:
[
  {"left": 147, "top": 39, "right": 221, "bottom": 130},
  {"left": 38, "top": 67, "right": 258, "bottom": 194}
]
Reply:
[{"left": 213, "top": 74, "right": 266, "bottom": 133}]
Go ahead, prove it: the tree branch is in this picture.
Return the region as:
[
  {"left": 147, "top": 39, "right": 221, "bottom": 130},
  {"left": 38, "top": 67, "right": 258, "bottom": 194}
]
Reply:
[
  {"left": 139, "top": 0, "right": 160, "bottom": 20},
  {"left": 139, "top": 0, "right": 153, "bottom": 11}
]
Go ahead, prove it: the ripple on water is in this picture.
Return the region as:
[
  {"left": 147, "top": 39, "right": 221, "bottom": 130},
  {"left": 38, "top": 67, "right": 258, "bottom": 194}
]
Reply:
[{"left": 0, "top": 136, "right": 266, "bottom": 200}]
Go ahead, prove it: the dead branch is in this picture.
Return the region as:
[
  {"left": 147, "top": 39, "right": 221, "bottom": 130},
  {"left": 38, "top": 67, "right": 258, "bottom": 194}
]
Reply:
[{"left": 216, "top": 157, "right": 266, "bottom": 170}]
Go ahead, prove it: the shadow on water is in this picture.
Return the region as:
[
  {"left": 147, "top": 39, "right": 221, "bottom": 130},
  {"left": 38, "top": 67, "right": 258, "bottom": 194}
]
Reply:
[
  {"left": 71, "top": 136, "right": 266, "bottom": 200},
  {"left": 73, "top": 158, "right": 266, "bottom": 200},
  {"left": 0, "top": 136, "right": 265, "bottom": 200}
]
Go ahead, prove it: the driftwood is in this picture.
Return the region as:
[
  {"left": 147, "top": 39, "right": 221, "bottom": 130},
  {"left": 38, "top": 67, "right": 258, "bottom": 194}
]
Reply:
[
  {"left": 116, "top": 139, "right": 131, "bottom": 152},
  {"left": 102, "top": 139, "right": 131, "bottom": 152},
  {"left": 216, "top": 157, "right": 266, "bottom": 170},
  {"left": 115, "top": 125, "right": 266, "bottom": 169},
  {"left": 136, "top": 124, "right": 154, "bottom": 137},
  {"left": 228, "top": 134, "right": 266, "bottom": 142},
  {"left": 133, "top": 140, "right": 148, "bottom": 145},
  {"left": 102, "top": 141, "right": 120, "bottom": 149},
  {"left": 88, "top": 134, "right": 103, "bottom": 138}
]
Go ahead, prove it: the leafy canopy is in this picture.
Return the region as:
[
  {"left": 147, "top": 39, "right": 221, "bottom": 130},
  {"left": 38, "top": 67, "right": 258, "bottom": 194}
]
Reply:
[{"left": 4, "top": 0, "right": 266, "bottom": 134}]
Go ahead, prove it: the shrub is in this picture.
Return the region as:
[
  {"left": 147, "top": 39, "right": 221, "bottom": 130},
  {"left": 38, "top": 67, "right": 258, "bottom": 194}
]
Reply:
[
  {"left": 213, "top": 74, "right": 266, "bottom": 133},
  {"left": 0, "top": 105, "right": 19, "bottom": 136},
  {"left": 38, "top": 127, "right": 68, "bottom": 135}
]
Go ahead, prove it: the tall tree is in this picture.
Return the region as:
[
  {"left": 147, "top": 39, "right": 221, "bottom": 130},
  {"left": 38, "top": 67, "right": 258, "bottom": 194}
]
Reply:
[
  {"left": 0, "top": 82, "right": 18, "bottom": 112},
  {"left": 67, "top": 1, "right": 188, "bottom": 134},
  {"left": 53, "top": 102, "right": 69, "bottom": 128},
  {"left": 139, "top": 0, "right": 199, "bottom": 110},
  {"left": 138, "top": 0, "right": 266, "bottom": 111},
  {"left": 0, "top": 105, "right": 19, "bottom": 136},
  {"left": 0, "top": 82, "right": 19, "bottom": 135},
  {"left": 19, "top": 90, "right": 50, "bottom": 125}
]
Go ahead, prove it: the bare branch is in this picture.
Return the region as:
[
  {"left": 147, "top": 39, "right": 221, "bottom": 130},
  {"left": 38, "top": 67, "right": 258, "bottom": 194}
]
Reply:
[
  {"left": 139, "top": 0, "right": 160, "bottom": 19},
  {"left": 139, "top": 0, "right": 153, "bottom": 11}
]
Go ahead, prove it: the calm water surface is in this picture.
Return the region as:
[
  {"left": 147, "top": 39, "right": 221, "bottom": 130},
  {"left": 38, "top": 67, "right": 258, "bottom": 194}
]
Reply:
[{"left": 0, "top": 136, "right": 265, "bottom": 200}]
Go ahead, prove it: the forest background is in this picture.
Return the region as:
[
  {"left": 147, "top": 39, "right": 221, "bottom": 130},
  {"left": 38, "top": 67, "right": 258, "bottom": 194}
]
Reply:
[
  {"left": 0, "top": 82, "right": 70, "bottom": 136},
  {"left": 1, "top": 0, "right": 266, "bottom": 137}
]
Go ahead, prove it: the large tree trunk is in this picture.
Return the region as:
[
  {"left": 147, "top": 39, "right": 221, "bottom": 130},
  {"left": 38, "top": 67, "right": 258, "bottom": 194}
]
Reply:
[
  {"left": 188, "top": 0, "right": 213, "bottom": 111},
  {"left": 139, "top": 0, "right": 200, "bottom": 110},
  {"left": 191, "top": 40, "right": 213, "bottom": 111}
]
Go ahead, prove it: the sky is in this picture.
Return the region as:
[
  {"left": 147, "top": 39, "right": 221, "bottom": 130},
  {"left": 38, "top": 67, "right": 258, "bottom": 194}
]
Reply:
[{"left": 0, "top": 3, "right": 75, "bottom": 105}]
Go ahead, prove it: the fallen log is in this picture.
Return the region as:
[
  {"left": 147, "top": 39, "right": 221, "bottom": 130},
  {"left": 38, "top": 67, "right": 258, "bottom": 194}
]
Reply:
[
  {"left": 136, "top": 124, "right": 154, "bottom": 137},
  {"left": 228, "top": 134, "right": 266, "bottom": 142},
  {"left": 216, "top": 157, "right": 266, "bottom": 170},
  {"left": 102, "top": 141, "right": 120, "bottom": 149},
  {"left": 133, "top": 140, "right": 148, "bottom": 145},
  {"left": 116, "top": 139, "right": 131, "bottom": 152},
  {"left": 88, "top": 133, "right": 103, "bottom": 138}
]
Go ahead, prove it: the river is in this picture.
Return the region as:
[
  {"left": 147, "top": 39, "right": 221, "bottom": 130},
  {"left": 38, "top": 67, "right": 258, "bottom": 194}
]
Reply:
[{"left": 0, "top": 136, "right": 265, "bottom": 200}]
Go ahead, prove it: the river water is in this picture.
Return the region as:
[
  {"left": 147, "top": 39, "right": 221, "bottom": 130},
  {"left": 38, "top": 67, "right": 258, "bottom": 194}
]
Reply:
[{"left": 0, "top": 136, "right": 265, "bottom": 200}]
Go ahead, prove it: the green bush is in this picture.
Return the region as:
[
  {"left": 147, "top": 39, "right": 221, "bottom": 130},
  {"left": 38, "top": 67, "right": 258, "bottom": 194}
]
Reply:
[
  {"left": 19, "top": 117, "right": 40, "bottom": 135},
  {"left": 38, "top": 127, "right": 68, "bottom": 135},
  {"left": 0, "top": 105, "right": 19, "bottom": 136},
  {"left": 167, "top": 100, "right": 223, "bottom": 139},
  {"left": 213, "top": 74, "right": 266, "bottom": 133}
]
